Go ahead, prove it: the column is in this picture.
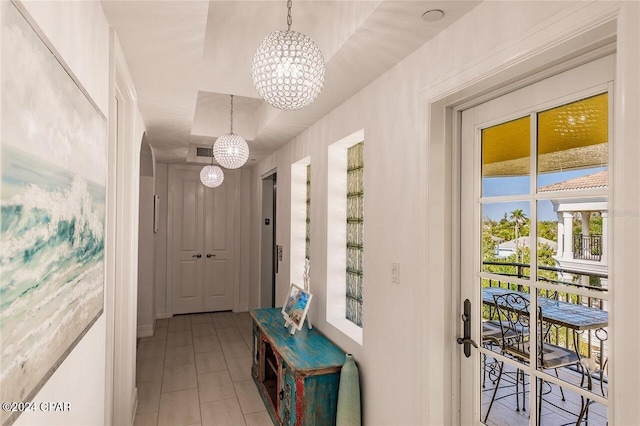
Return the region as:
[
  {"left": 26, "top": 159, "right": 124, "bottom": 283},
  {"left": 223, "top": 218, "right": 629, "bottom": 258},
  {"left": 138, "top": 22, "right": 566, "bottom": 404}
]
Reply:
[
  {"left": 556, "top": 212, "right": 564, "bottom": 257},
  {"left": 601, "top": 211, "right": 608, "bottom": 265},
  {"left": 581, "top": 211, "right": 591, "bottom": 258},
  {"left": 563, "top": 212, "right": 574, "bottom": 260}
]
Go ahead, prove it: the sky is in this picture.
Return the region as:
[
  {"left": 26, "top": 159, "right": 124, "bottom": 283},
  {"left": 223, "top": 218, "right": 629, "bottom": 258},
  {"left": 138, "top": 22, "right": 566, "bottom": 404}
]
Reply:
[{"left": 481, "top": 166, "right": 607, "bottom": 221}]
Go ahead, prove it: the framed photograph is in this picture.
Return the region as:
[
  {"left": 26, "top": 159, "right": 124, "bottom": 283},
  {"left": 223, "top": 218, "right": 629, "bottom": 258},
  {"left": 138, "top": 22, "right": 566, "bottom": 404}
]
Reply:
[{"left": 281, "top": 283, "right": 312, "bottom": 331}]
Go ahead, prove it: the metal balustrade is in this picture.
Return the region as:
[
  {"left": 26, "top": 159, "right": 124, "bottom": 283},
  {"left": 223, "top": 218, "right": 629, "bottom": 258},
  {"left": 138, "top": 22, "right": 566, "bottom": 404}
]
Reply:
[
  {"left": 481, "top": 261, "right": 608, "bottom": 379},
  {"left": 573, "top": 234, "right": 603, "bottom": 261}
]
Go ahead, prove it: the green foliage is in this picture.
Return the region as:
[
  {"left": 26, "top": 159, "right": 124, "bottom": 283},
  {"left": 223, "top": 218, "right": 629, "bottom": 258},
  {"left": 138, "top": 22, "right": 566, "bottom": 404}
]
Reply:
[
  {"left": 538, "top": 221, "right": 557, "bottom": 241},
  {"left": 482, "top": 211, "right": 557, "bottom": 268},
  {"left": 572, "top": 212, "right": 603, "bottom": 235}
]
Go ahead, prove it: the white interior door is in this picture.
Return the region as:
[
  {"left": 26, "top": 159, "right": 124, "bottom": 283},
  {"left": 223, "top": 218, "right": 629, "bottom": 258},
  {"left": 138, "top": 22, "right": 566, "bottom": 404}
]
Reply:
[
  {"left": 202, "top": 172, "right": 236, "bottom": 311},
  {"left": 170, "top": 166, "right": 237, "bottom": 314},
  {"left": 171, "top": 168, "right": 204, "bottom": 314},
  {"left": 459, "top": 54, "right": 613, "bottom": 425}
]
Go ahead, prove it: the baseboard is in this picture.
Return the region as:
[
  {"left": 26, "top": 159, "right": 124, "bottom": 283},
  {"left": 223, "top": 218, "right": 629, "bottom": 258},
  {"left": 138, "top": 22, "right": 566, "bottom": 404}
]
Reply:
[
  {"left": 236, "top": 306, "right": 250, "bottom": 313},
  {"left": 155, "top": 310, "right": 171, "bottom": 319},
  {"left": 137, "top": 324, "right": 154, "bottom": 338},
  {"left": 130, "top": 386, "right": 138, "bottom": 426}
]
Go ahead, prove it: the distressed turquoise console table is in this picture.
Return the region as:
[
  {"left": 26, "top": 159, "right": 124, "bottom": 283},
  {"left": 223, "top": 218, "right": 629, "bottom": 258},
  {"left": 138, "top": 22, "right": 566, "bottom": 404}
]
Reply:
[{"left": 250, "top": 308, "right": 345, "bottom": 426}]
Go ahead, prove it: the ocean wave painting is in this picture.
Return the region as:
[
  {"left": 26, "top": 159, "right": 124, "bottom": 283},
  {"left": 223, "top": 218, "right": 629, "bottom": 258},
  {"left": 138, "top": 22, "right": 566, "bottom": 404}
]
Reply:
[{"left": 1, "top": 3, "right": 106, "bottom": 424}]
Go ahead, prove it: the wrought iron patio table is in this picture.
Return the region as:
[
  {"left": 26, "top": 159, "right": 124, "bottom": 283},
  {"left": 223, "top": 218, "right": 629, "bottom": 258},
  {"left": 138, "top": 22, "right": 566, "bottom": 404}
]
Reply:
[{"left": 482, "top": 287, "right": 608, "bottom": 331}]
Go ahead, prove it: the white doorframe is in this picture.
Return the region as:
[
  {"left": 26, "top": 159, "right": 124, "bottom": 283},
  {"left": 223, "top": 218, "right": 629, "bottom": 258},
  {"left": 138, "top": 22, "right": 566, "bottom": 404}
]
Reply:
[
  {"left": 106, "top": 31, "right": 142, "bottom": 426},
  {"left": 460, "top": 57, "right": 614, "bottom": 425},
  {"left": 420, "top": 3, "right": 639, "bottom": 424},
  {"left": 258, "top": 168, "right": 277, "bottom": 309},
  {"left": 261, "top": 173, "right": 277, "bottom": 308}
]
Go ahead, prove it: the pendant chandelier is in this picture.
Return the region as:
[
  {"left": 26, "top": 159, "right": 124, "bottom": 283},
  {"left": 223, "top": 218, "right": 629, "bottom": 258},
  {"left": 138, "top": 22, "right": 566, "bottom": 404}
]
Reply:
[
  {"left": 213, "top": 94, "right": 250, "bottom": 169},
  {"left": 251, "top": 0, "right": 325, "bottom": 111},
  {"left": 200, "top": 145, "right": 224, "bottom": 188}
]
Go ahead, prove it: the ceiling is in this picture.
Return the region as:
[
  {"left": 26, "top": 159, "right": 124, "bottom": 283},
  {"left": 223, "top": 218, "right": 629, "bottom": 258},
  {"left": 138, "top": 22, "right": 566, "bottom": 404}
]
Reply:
[
  {"left": 101, "top": 0, "right": 480, "bottom": 165},
  {"left": 482, "top": 93, "right": 609, "bottom": 176}
]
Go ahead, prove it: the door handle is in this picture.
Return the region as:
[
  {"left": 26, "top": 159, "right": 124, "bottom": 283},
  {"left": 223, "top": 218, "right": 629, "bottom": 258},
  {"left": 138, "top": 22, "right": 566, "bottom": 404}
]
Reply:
[
  {"left": 457, "top": 299, "right": 479, "bottom": 358},
  {"left": 206, "top": 254, "right": 216, "bottom": 258},
  {"left": 192, "top": 254, "right": 202, "bottom": 258}
]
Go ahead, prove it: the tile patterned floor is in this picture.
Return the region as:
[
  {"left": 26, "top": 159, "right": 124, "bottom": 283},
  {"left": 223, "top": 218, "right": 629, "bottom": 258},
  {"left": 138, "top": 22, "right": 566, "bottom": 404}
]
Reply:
[{"left": 134, "top": 312, "right": 273, "bottom": 426}]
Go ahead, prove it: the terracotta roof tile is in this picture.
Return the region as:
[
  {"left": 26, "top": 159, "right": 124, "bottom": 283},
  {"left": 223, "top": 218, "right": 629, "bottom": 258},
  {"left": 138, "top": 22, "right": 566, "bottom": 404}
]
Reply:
[{"left": 539, "top": 170, "right": 608, "bottom": 192}]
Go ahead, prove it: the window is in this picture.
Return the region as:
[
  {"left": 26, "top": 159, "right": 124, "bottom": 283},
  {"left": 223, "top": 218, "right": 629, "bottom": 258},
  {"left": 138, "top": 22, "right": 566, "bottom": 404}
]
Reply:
[
  {"left": 346, "top": 142, "right": 363, "bottom": 326},
  {"left": 327, "top": 129, "right": 364, "bottom": 344},
  {"left": 290, "top": 158, "right": 311, "bottom": 287},
  {"left": 306, "top": 164, "right": 311, "bottom": 262}
]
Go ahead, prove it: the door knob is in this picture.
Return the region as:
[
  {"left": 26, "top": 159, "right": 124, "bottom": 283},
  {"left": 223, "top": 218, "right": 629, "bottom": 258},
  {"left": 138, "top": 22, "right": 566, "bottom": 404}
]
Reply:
[
  {"left": 456, "top": 337, "right": 479, "bottom": 348},
  {"left": 206, "top": 254, "right": 216, "bottom": 258},
  {"left": 192, "top": 254, "right": 202, "bottom": 258}
]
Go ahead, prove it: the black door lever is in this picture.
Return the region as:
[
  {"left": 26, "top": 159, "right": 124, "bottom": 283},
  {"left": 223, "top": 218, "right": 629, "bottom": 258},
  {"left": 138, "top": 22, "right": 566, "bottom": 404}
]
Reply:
[{"left": 457, "top": 299, "right": 479, "bottom": 358}]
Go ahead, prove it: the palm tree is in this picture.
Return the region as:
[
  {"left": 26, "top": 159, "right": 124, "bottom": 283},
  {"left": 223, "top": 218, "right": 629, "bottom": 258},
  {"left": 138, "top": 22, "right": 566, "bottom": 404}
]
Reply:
[{"left": 510, "top": 209, "right": 527, "bottom": 263}]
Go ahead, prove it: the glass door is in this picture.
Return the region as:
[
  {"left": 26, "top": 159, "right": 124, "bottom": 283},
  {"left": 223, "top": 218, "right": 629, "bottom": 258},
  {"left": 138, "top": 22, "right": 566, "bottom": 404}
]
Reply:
[{"left": 459, "top": 54, "right": 613, "bottom": 425}]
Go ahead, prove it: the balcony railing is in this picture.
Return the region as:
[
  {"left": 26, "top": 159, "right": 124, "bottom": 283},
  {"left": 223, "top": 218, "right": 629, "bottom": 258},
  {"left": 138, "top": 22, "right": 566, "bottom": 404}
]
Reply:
[
  {"left": 482, "top": 260, "right": 608, "bottom": 375},
  {"left": 574, "top": 233, "right": 602, "bottom": 261}
]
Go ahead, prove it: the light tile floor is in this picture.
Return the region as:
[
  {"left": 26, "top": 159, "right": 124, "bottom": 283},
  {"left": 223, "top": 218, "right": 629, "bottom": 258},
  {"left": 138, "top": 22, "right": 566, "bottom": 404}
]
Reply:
[{"left": 135, "top": 312, "right": 273, "bottom": 426}]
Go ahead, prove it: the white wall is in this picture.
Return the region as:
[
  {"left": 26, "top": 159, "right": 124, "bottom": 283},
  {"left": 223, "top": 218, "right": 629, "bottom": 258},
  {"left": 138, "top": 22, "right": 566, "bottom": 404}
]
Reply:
[
  {"left": 249, "top": 1, "right": 640, "bottom": 424},
  {"left": 249, "top": 169, "right": 261, "bottom": 309},
  {"left": 137, "top": 143, "right": 155, "bottom": 337},
  {"left": 238, "top": 169, "right": 252, "bottom": 311},
  {"left": 137, "top": 167, "right": 155, "bottom": 337},
  {"left": 610, "top": 3, "right": 640, "bottom": 425},
  {"left": 154, "top": 162, "right": 169, "bottom": 318},
  {"left": 9, "top": 1, "right": 109, "bottom": 424},
  {"left": 110, "top": 32, "right": 147, "bottom": 426}
]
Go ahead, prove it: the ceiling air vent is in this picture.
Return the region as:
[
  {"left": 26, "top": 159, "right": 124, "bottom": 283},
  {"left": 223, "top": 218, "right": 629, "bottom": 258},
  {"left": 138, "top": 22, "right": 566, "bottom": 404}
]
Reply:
[
  {"left": 186, "top": 143, "right": 217, "bottom": 164},
  {"left": 196, "top": 146, "right": 213, "bottom": 158}
]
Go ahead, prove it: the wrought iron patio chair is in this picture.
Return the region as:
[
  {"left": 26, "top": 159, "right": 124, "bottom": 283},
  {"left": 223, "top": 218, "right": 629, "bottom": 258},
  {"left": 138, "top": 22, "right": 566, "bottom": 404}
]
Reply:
[
  {"left": 482, "top": 319, "right": 528, "bottom": 389},
  {"left": 482, "top": 320, "right": 503, "bottom": 389},
  {"left": 575, "top": 327, "right": 609, "bottom": 424},
  {"left": 483, "top": 292, "right": 582, "bottom": 425}
]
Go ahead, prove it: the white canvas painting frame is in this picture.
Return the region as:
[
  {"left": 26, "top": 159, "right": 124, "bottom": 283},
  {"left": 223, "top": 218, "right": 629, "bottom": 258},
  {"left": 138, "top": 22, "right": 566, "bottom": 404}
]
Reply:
[{"left": 0, "top": 3, "right": 107, "bottom": 424}]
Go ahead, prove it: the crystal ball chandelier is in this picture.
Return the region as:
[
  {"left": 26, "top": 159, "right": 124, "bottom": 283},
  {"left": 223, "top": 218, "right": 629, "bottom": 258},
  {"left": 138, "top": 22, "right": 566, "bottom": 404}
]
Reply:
[
  {"left": 214, "top": 133, "right": 249, "bottom": 169},
  {"left": 213, "top": 95, "right": 249, "bottom": 169},
  {"left": 200, "top": 162, "right": 224, "bottom": 188},
  {"left": 251, "top": 0, "right": 325, "bottom": 111}
]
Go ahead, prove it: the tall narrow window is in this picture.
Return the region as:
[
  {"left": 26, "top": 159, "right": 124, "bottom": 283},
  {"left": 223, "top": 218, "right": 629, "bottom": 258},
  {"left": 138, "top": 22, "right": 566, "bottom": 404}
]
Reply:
[
  {"left": 290, "top": 158, "right": 310, "bottom": 288},
  {"left": 305, "top": 164, "right": 311, "bottom": 262},
  {"left": 346, "top": 142, "right": 364, "bottom": 326},
  {"left": 327, "top": 130, "right": 364, "bottom": 343}
]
